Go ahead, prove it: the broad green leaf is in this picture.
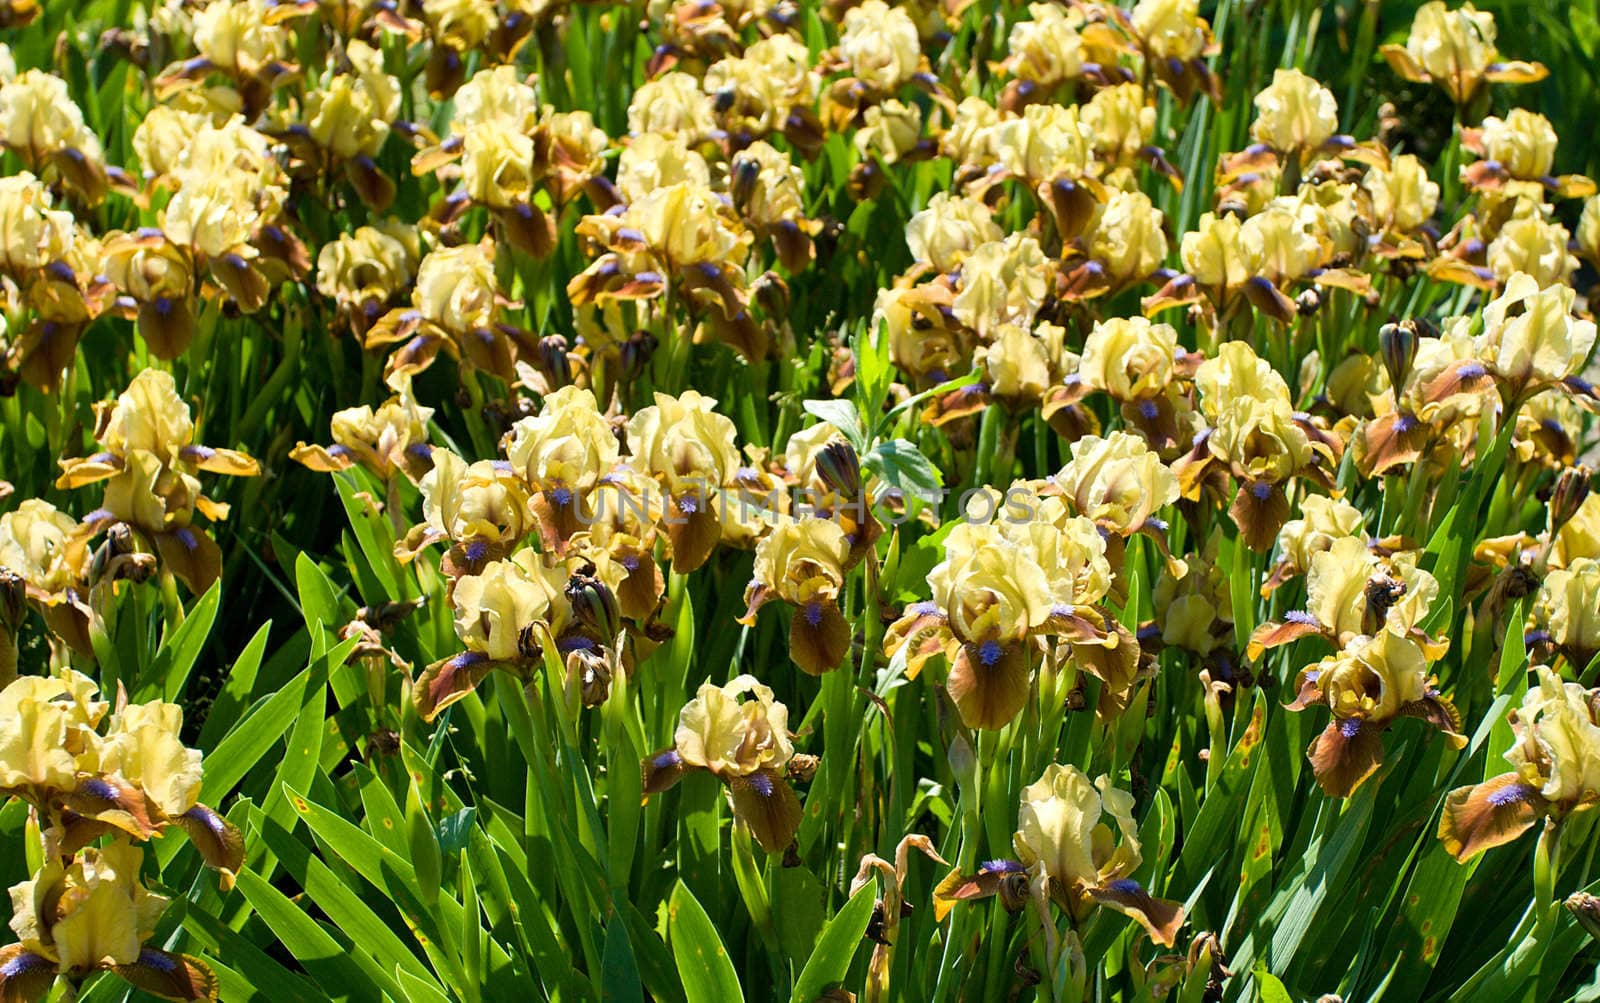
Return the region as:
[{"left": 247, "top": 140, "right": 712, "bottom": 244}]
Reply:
[
  {"left": 181, "top": 908, "right": 331, "bottom": 1003},
  {"left": 253, "top": 811, "right": 435, "bottom": 986},
  {"left": 261, "top": 646, "right": 332, "bottom": 830},
  {"left": 790, "top": 883, "right": 877, "bottom": 1003},
  {"left": 436, "top": 807, "right": 477, "bottom": 855},
  {"left": 668, "top": 880, "right": 743, "bottom": 1003},
  {"left": 775, "top": 865, "right": 828, "bottom": 968},
  {"left": 196, "top": 619, "right": 273, "bottom": 750},
  {"left": 334, "top": 471, "right": 405, "bottom": 601},
  {"left": 1255, "top": 964, "right": 1294, "bottom": 1003},
  {"left": 199, "top": 656, "right": 312, "bottom": 805},
  {"left": 802, "top": 398, "right": 866, "bottom": 451},
  {"left": 295, "top": 552, "right": 347, "bottom": 649},
  {"left": 235, "top": 868, "right": 395, "bottom": 1002},
  {"left": 396, "top": 969, "right": 454, "bottom": 1003},
  {"left": 142, "top": 579, "right": 220, "bottom": 702},
  {"left": 865, "top": 438, "right": 943, "bottom": 503},
  {"left": 602, "top": 915, "right": 646, "bottom": 1003}
]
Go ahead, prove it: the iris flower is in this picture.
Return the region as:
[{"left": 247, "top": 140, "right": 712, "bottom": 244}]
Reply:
[
  {"left": 741, "top": 518, "right": 853, "bottom": 675},
  {"left": 1, "top": 840, "right": 219, "bottom": 1001},
  {"left": 641, "top": 676, "right": 805, "bottom": 853},
  {"left": 1439, "top": 667, "right": 1600, "bottom": 860},
  {"left": 56, "top": 370, "right": 259, "bottom": 593},
  {"left": 935, "top": 764, "right": 1184, "bottom": 947},
  {"left": 0, "top": 671, "right": 243, "bottom": 881}
]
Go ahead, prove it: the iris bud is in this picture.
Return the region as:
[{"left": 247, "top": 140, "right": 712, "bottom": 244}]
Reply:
[
  {"left": 566, "top": 569, "right": 622, "bottom": 642},
  {"left": 1567, "top": 892, "right": 1600, "bottom": 942},
  {"left": 620, "top": 331, "right": 658, "bottom": 382},
  {"left": 0, "top": 569, "right": 23, "bottom": 687},
  {"left": 1379, "top": 320, "right": 1420, "bottom": 392},
  {"left": 538, "top": 335, "right": 572, "bottom": 389},
  {"left": 815, "top": 440, "right": 862, "bottom": 498},
  {"left": 1549, "top": 466, "right": 1592, "bottom": 535},
  {"left": 0, "top": 568, "right": 24, "bottom": 633},
  {"left": 731, "top": 156, "right": 761, "bottom": 214}
]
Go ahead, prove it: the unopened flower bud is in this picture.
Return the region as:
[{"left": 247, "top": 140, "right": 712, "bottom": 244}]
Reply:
[
  {"left": 0, "top": 568, "right": 25, "bottom": 633},
  {"left": 91, "top": 523, "right": 151, "bottom": 585},
  {"left": 1379, "top": 320, "right": 1420, "bottom": 391},
  {"left": 539, "top": 335, "right": 572, "bottom": 389},
  {"left": 1566, "top": 892, "right": 1600, "bottom": 942},
  {"left": 1362, "top": 575, "right": 1407, "bottom": 635},
  {"left": 753, "top": 270, "right": 790, "bottom": 318},
  {"left": 566, "top": 570, "right": 622, "bottom": 642},
  {"left": 0, "top": 569, "right": 24, "bottom": 688},
  {"left": 620, "top": 331, "right": 658, "bottom": 382},
  {"left": 731, "top": 156, "right": 761, "bottom": 214},
  {"left": 947, "top": 731, "right": 976, "bottom": 791},
  {"left": 1296, "top": 289, "right": 1321, "bottom": 316},
  {"left": 567, "top": 647, "right": 612, "bottom": 706},
  {"left": 815, "top": 440, "right": 862, "bottom": 498},
  {"left": 1550, "top": 466, "right": 1593, "bottom": 535}
]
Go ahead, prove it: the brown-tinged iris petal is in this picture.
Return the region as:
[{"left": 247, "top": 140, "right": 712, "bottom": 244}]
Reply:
[
  {"left": 1071, "top": 621, "right": 1143, "bottom": 716},
  {"left": 789, "top": 601, "right": 851, "bottom": 676},
  {"left": 1241, "top": 276, "right": 1296, "bottom": 325},
  {"left": 738, "top": 583, "right": 773, "bottom": 626},
  {"left": 1231, "top": 481, "right": 1290, "bottom": 553},
  {"left": 726, "top": 768, "right": 802, "bottom": 853},
  {"left": 1420, "top": 359, "right": 1494, "bottom": 403},
  {"left": 179, "top": 805, "right": 246, "bottom": 888},
  {"left": 348, "top": 158, "right": 396, "bottom": 212},
  {"left": 180, "top": 446, "right": 260, "bottom": 478},
  {"left": 1140, "top": 273, "right": 1202, "bottom": 317},
  {"left": 55, "top": 454, "right": 125, "bottom": 490},
  {"left": 641, "top": 749, "right": 687, "bottom": 795},
  {"left": 1089, "top": 878, "right": 1185, "bottom": 948},
  {"left": 664, "top": 496, "right": 720, "bottom": 574},
  {"left": 52, "top": 815, "right": 116, "bottom": 857},
  {"left": 153, "top": 526, "right": 223, "bottom": 594},
  {"left": 931, "top": 860, "right": 1027, "bottom": 922},
  {"left": 1437, "top": 774, "right": 1544, "bottom": 861},
  {"left": 113, "top": 948, "right": 220, "bottom": 1002},
  {"left": 921, "top": 383, "right": 990, "bottom": 427},
  {"left": 0, "top": 944, "right": 57, "bottom": 1003},
  {"left": 1040, "top": 177, "right": 1099, "bottom": 241},
  {"left": 209, "top": 253, "right": 270, "bottom": 313},
  {"left": 1284, "top": 663, "right": 1326, "bottom": 711},
  {"left": 1307, "top": 717, "right": 1385, "bottom": 798},
  {"left": 414, "top": 651, "right": 496, "bottom": 722},
  {"left": 287, "top": 443, "right": 356, "bottom": 473},
  {"left": 946, "top": 640, "right": 1032, "bottom": 731},
  {"left": 64, "top": 775, "right": 161, "bottom": 839},
  {"left": 496, "top": 204, "right": 557, "bottom": 260},
  {"left": 1378, "top": 44, "right": 1428, "bottom": 84},
  {"left": 384, "top": 330, "right": 453, "bottom": 383},
  {"left": 1247, "top": 611, "right": 1324, "bottom": 660},
  {"left": 137, "top": 299, "right": 196, "bottom": 360},
  {"left": 1356, "top": 411, "right": 1429, "bottom": 476},
  {"left": 1483, "top": 61, "right": 1549, "bottom": 85},
  {"left": 1398, "top": 693, "right": 1468, "bottom": 747},
  {"left": 1038, "top": 604, "right": 1108, "bottom": 643},
  {"left": 884, "top": 602, "right": 954, "bottom": 680}
]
